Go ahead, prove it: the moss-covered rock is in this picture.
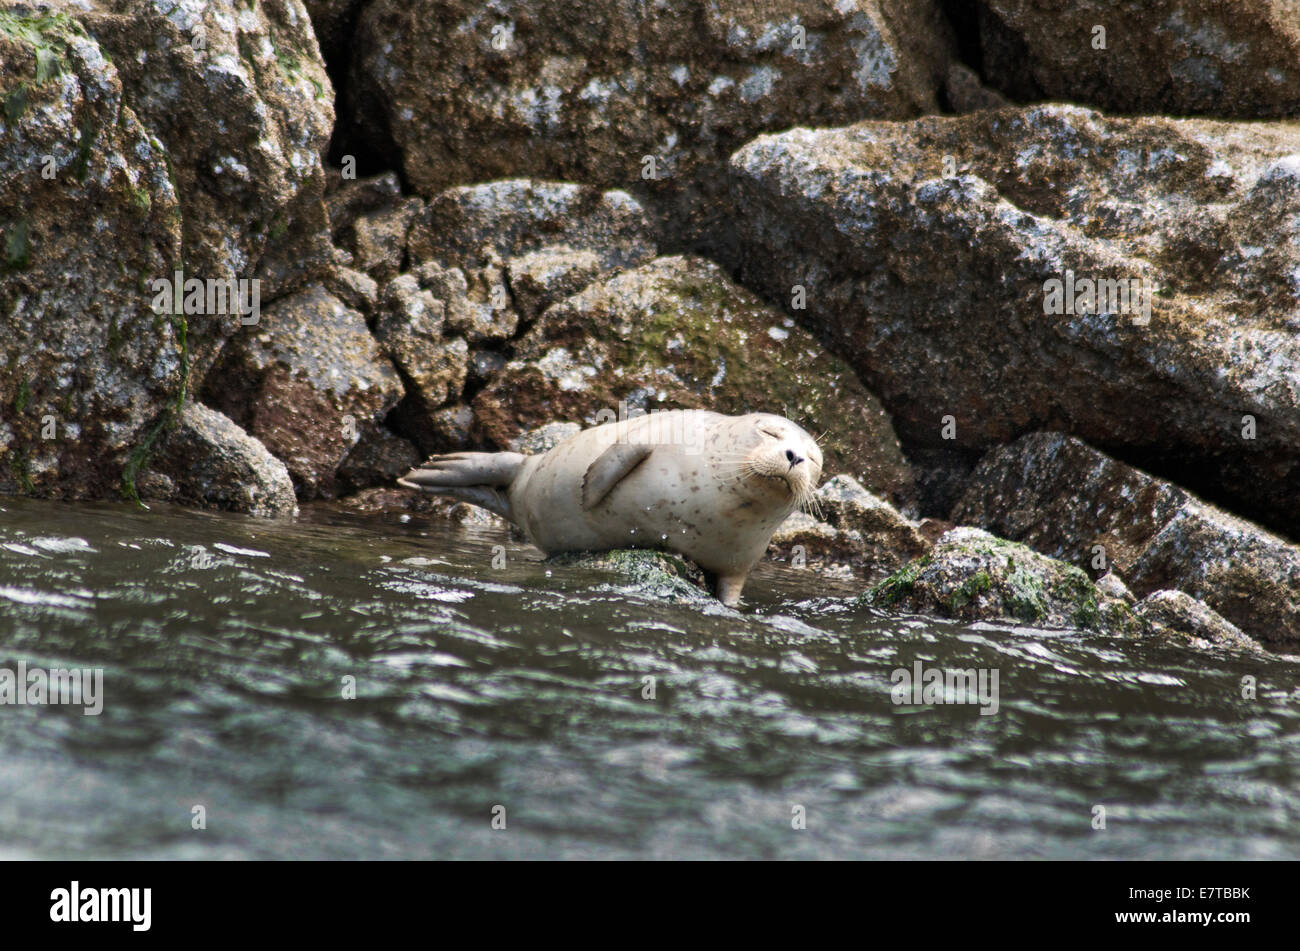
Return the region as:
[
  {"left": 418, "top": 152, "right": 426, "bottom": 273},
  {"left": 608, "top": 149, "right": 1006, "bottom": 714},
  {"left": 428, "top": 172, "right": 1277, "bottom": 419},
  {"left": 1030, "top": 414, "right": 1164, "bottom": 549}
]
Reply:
[
  {"left": 546, "top": 549, "right": 712, "bottom": 604},
  {"left": 861, "top": 527, "right": 1140, "bottom": 633},
  {"left": 954, "top": 432, "right": 1300, "bottom": 647}
]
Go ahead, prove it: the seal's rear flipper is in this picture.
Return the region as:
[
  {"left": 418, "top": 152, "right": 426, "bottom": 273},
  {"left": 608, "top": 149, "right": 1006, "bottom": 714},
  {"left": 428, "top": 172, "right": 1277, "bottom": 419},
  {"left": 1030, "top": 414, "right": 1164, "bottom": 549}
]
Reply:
[
  {"left": 581, "top": 444, "right": 653, "bottom": 510},
  {"left": 398, "top": 452, "right": 525, "bottom": 520}
]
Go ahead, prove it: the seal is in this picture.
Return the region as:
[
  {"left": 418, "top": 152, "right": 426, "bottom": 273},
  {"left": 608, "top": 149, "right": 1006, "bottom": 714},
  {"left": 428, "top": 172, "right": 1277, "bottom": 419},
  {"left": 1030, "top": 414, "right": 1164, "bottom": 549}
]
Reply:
[{"left": 397, "top": 410, "right": 824, "bottom": 606}]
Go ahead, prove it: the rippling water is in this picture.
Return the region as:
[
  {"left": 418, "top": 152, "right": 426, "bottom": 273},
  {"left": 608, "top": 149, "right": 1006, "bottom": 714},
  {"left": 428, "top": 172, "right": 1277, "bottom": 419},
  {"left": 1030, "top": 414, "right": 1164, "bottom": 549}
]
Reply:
[{"left": 0, "top": 496, "right": 1297, "bottom": 859}]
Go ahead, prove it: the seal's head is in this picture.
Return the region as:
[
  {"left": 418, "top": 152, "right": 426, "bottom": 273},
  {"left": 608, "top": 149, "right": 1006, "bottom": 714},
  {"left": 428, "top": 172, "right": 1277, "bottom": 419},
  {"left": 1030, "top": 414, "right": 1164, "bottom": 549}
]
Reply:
[{"left": 725, "top": 413, "right": 823, "bottom": 511}]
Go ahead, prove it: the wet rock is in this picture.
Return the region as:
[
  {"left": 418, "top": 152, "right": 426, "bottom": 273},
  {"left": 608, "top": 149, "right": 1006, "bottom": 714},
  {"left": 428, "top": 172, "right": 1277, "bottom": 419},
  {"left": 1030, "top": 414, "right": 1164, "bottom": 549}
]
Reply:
[
  {"left": 1134, "top": 590, "right": 1260, "bottom": 652},
  {"left": 473, "top": 255, "right": 917, "bottom": 508},
  {"left": 146, "top": 402, "right": 297, "bottom": 518},
  {"left": 350, "top": 1, "right": 953, "bottom": 252},
  {"left": 769, "top": 475, "right": 929, "bottom": 580},
  {"left": 332, "top": 486, "right": 506, "bottom": 525},
  {"left": 546, "top": 549, "right": 711, "bottom": 604},
  {"left": 864, "top": 527, "right": 1139, "bottom": 633},
  {"left": 975, "top": 0, "right": 1300, "bottom": 118},
  {"left": 202, "top": 285, "right": 404, "bottom": 498},
  {"left": 729, "top": 104, "right": 1300, "bottom": 534},
  {"left": 952, "top": 432, "right": 1300, "bottom": 646},
  {"left": 336, "top": 427, "right": 420, "bottom": 495}
]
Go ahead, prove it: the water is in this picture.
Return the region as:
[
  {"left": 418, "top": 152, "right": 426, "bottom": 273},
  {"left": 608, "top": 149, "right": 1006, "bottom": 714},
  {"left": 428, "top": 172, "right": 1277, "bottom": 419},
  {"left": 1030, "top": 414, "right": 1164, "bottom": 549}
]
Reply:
[{"left": 0, "top": 496, "right": 1297, "bottom": 859}]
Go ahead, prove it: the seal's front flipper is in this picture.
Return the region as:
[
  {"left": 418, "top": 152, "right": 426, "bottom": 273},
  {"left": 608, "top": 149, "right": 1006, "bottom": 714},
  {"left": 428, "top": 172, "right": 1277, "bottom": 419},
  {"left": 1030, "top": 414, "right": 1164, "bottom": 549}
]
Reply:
[
  {"left": 716, "top": 573, "right": 747, "bottom": 608},
  {"left": 581, "top": 443, "right": 653, "bottom": 511}
]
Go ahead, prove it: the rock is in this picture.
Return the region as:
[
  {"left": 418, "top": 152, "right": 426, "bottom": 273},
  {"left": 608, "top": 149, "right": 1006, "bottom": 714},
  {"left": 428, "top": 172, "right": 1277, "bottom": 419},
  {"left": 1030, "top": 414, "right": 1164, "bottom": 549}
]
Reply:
[
  {"left": 508, "top": 421, "right": 582, "bottom": 455},
  {"left": 83, "top": 0, "right": 335, "bottom": 371},
  {"left": 1, "top": 9, "right": 183, "bottom": 498},
  {"left": 473, "top": 255, "right": 917, "bottom": 508},
  {"left": 201, "top": 285, "right": 404, "bottom": 498},
  {"left": 508, "top": 247, "right": 607, "bottom": 322},
  {"left": 416, "top": 261, "right": 518, "bottom": 344},
  {"left": 943, "top": 61, "right": 1010, "bottom": 113},
  {"left": 145, "top": 402, "right": 297, "bottom": 518},
  {"left": 952, "top": 432, "right": 1300, "bottom": 646},
  {"left": 349, "top": 197, "right": 420, "bottom": 284},
  {"left": 1134, "top": 590, "right": 1260, "bottom": 652},
  {"left": 545, "top": 549, "right": 711, "bottom": 604},
  {"left": 374, "top": 275, "right": 470, "bottom": 418},
  {"left": 408, "top": 179, "right": 656, "bottom": 277},
  {"left": 0, "top": 2, "right": 333, "bottom": 502},
  {"left": 350, "top": 1, "right": 953, "bottom": 252},
  {"left": 331, "top": 486, "right": 506, "bottom": 524},
  {"left": 769, "top": 475, "right": 929, "bottom": 579},
  {"left": 324, "top": 170, "right": 403, "bottom": 246},
  {"left": 336, "top": 427, "right": 420, "bottom": 495},
  {"left": 1096, "top": 571, "right": 1136, "bottom": 605},
  {"left": 324, "top": 265, "right": 379, "bottom": 316},
  {"left": 467, "top": 350, "right": 508, "bottom": 389},
  {"left": 975, "top": 0, "right": 1300, "bottom": 118},
  {"left": 863, "top": 527, "right": 1138, "bottom": 632},
  {"left": 729, "top": 104, "right": 1300, "bottom": 535}
]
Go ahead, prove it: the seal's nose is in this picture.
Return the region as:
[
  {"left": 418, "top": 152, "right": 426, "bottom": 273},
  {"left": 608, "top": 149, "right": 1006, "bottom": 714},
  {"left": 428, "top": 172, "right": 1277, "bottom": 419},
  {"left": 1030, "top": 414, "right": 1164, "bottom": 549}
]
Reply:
[{"left": 785, "top": 449, "right": 804, "bottom": 469}]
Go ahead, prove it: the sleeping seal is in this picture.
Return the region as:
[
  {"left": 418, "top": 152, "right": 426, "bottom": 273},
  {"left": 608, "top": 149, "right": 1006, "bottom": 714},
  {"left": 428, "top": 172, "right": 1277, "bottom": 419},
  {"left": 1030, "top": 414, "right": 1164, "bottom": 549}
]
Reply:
[{"left": 397, "top": 409, "right": 823, "bottom": 606}]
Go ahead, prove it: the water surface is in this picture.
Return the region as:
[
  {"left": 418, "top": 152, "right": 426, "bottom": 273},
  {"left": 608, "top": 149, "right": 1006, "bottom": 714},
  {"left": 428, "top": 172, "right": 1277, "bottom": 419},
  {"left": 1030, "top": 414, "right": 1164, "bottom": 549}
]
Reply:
[{"left": 0, "top": 497, "right": 1296, "bottom": 859}]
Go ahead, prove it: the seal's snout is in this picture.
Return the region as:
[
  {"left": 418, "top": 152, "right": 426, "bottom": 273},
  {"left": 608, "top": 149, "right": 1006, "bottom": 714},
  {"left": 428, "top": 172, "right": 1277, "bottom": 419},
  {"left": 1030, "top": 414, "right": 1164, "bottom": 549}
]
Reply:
[{"left": 785, "top": 449, "right": 805, "bottom": 469}]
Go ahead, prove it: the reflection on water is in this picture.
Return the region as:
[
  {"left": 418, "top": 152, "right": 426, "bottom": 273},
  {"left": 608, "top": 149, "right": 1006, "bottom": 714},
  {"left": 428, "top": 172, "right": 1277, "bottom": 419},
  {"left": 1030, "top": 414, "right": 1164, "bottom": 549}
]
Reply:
[{"left": 0, "top": 496, "right": 1297, "bottom": 859}]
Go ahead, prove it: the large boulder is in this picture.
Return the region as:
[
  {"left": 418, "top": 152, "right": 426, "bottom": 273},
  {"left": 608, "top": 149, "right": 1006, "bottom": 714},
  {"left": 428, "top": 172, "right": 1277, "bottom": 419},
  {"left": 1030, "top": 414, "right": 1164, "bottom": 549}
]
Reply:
[
  {"left": 1, "top": 8, "right": 182, "bottom": 498},
  {"left": 0, "top": 1, "right": 333, "bottom": 502},
  {"left": 201, "top": 285, "right": 404, "bottom": 498},
  {"left": 729, "top": 104, "right": 1300, "bottom": 535},
  {"left": 473, "top": 255, "right": 918, "bottom": 507},
  {"left": 973, "top": 0, "right": 1300, "bottom": 118},
  {"left": 141, "top": 402, "right": 297, "bottom": 518},
  {"left": 348, "top": 0, "right": 953, "bottom": 252},
  {"left": 952, "top": 432, "right": 1300, "bottom": 646}
]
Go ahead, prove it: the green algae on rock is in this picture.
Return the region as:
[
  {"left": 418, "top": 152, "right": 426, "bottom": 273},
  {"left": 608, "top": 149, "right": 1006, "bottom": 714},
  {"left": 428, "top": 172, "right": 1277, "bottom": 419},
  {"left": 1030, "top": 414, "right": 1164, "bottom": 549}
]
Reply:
[{"left": 862, "top": 528, "right": 1139, "bottom": 634}]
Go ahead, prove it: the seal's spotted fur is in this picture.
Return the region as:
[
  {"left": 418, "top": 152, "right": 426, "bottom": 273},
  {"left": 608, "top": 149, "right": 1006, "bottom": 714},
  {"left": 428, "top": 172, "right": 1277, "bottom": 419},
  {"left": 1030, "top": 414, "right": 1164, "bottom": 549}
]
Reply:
[{"left": 399, "top": 410, "right": 823, "bottom": 606}]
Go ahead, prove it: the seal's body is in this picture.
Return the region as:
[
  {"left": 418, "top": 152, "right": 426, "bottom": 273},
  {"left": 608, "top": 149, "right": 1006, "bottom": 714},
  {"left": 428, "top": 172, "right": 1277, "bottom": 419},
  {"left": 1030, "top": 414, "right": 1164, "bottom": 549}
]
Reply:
[{"left": 398, "top": 410, "right": 823, "bottom": 606}]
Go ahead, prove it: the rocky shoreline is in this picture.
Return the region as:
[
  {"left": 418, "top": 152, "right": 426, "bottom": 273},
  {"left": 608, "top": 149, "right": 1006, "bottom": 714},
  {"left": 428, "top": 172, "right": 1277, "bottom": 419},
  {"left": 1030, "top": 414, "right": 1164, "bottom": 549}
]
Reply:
[{"left": 4, "top": 1, "right": 1300, "bottom": 648}]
